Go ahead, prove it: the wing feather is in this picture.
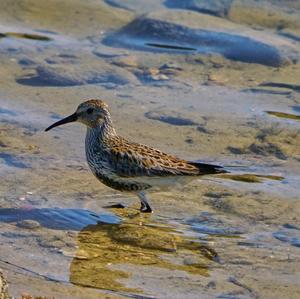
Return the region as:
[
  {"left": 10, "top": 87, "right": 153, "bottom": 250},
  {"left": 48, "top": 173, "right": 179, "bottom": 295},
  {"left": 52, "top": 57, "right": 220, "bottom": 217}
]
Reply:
[{"left": 108, "top": 138, "right": 199, "bottom": 177}]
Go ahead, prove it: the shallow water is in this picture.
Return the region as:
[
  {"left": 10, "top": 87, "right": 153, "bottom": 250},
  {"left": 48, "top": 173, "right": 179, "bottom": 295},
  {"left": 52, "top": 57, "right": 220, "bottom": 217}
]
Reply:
[{"left": 0, "top": 0, "right": 300, "bottom": 298}]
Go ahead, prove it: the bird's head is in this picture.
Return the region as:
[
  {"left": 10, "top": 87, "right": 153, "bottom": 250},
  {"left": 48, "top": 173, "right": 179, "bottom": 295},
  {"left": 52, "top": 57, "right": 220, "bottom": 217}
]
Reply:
[{"left": 45, "top": 99, "right": 111, "bottom": 131}]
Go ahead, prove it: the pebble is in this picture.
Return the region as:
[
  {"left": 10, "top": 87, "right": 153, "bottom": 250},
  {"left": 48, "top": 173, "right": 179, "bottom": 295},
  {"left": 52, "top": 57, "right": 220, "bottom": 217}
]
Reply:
[{"left": 17, "top": 220, "right": 40, "bottom": 229}]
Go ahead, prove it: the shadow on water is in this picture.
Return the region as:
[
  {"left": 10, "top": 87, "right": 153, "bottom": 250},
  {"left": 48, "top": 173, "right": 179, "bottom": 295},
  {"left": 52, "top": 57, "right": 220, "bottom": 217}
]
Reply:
[
  {"left": 69, "top": 209, "right": 219, "bottom": 293},
  {"left": 103, "top": 17, "right": 283, "bottom": 66},
  {"left": 0, "top": 153, "right": 28, "bottom": 169},
  {"left": 0, "top": 207, "right": 120, "bottom": 230},
  {"left": 0, "top": 207, "right": 221, "bottom": 294}
]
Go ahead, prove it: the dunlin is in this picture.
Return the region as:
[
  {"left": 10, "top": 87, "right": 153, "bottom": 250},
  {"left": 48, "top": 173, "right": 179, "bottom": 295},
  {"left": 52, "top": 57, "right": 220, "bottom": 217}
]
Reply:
[{"left": 45, "top": 99, "right": 226, "bottom": 213}]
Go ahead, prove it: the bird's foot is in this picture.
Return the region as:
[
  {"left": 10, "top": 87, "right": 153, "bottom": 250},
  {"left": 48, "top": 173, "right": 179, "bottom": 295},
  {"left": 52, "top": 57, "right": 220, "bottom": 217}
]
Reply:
[{"left": 140, "top": 202, "right": 153, "bottom": 213}]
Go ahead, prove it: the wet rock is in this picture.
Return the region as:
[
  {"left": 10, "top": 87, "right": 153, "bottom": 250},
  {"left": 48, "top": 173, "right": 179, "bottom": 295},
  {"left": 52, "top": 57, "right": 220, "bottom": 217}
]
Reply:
[
  {"left": 16, "top": 64, "right": 134, "bottom": 87},
  {"left": 165, "top": 0, "right": 233, "bottom": 17},
  {"left": 158, "top": 62, "right": 183, "bottom": 76},
  {"left": 17, "top": 219, "right": 40, "bottom": 229},
  {"left": 103, "top": 15, "right": 292, "bottom": 66},
  {"left": 133, "top": 67, "right": 172, "bottom": 83},
  {"left": 159, "top": 62, "right": 182, "bottom": 70},
  {"left": 0, "top": 270, "right": 10, "bottom": 299},
  {"left": 145, "top": 110, "right": 198, "bottom": 126},
  {"left": 111, "top": 55, "right": 138, "bottom": 68},
  {"left": 208, "top": 73, "right": 228, "bottom": 85}
]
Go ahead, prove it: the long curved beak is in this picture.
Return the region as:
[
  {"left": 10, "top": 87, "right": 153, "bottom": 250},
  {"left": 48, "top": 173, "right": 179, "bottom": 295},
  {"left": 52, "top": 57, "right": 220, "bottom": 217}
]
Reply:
[{"left": 45, "top": 112, "right": 78, "bottom": 132}]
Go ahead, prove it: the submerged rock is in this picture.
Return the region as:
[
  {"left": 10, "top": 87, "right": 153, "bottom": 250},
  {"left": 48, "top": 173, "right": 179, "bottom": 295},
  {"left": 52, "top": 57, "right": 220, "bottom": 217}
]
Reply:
[
  {"left": 108, "top": 224, "right": 177, "bottom": 252},
  {"left": 145, "top": 110, "right": 198, "bottom": 126},
  {"left": 16, "top": 64, "right": 135, "bottom": 87},
  {"left": 103, "top": 16, "right": 292, "bottom": 66}
]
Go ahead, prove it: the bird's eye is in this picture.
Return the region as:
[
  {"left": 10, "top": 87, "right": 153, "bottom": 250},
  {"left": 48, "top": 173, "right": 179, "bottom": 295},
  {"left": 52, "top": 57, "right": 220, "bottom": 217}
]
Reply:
[{"left": 87, "top": 108, "right": 94, "bottom": 114}]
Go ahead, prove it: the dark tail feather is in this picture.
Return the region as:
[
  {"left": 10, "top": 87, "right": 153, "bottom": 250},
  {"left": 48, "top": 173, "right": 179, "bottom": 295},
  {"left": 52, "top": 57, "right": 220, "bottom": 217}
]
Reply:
[{"left": 189, "top": 162, "right": 228, "bottom": 175}]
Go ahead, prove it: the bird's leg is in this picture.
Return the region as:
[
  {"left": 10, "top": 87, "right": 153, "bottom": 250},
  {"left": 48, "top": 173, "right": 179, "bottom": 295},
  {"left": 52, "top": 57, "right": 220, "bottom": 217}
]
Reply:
[{"left": 138, "top": 191, "right": 152, "bottom": 213}]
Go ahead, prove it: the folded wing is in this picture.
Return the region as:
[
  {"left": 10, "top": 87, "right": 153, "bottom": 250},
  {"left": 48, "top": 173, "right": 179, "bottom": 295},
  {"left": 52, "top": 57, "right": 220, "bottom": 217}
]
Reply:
[{"left": 108, "top": 138, "right": 225, "bottom": 177}]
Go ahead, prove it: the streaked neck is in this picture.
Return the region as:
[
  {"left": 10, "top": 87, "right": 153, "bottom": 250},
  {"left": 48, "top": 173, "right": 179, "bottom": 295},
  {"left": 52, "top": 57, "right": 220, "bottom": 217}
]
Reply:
[{"left": 87, "top": 115, "right": 116, "bottom": 141}]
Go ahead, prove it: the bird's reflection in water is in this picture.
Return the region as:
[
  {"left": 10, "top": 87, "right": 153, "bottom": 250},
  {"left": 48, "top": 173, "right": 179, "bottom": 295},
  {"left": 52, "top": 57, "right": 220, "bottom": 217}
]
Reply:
[{"left": 70, "top": 208, "right": 218, "bottom": 293}]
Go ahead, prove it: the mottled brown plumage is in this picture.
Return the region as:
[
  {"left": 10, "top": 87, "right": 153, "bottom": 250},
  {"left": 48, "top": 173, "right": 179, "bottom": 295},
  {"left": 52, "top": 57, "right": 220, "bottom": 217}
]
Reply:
[{"left": 45, "top": 99, "right": 226, "bottom": 212}]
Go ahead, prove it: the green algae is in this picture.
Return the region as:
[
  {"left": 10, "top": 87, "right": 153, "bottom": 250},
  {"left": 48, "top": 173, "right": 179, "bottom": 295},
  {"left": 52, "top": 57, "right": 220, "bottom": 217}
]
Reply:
[
  {"left": 266, "top": 111, "right": 300, "bottom": 122},
  {"left": 2, "top": 32, "right": 52, "bottom": 41},
  {"left": 70, "top": 210, "right": 213, "bottom": 292},
  {"left": 219, "top": 173, "right": 284, "bottom": 183}
]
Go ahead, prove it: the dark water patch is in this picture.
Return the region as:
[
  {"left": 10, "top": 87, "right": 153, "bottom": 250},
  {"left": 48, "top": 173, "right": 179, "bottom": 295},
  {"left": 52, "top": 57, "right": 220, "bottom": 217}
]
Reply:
[
  {"left": 187, "top": 213, "right": 244, "bottom": 237},
  {"left": 259, "top": 82, "right": 300, "bottom": 92},
  {"left": 104, "top": 0, "right": 134, "bottom": 11},
  {"left": 145, "top": 111, "right": 198, "bottom": 126},
  {"left": 35, "top": 29, "right": 58, "bottom": 35},
  {"left": 197, "top": 125, "right": 212, "bottom": 134},
  {"left": 0, "top": 32, "right": 52, "bottom": 41},
  {"left": 292, "top": 106, "right": 300, "bottom": 113},
  {"left": 278, "top": 30, "right": 300, "bottom": 42},
  {"left": 0, "top": 153, "right": 28, "bottom": 168},
  {"left": 16, "top": 65, "right": 130, "bottom": 87},
  {"left": 165, "top": 0, "right": 233, "bottom": 17},
  {"left": 0, "top": 207, "right": 120, "bottom": 231},
  {"left": 0, "top": 107, "right": 18, "bottom": 116},
  {"left": 103, "top": 17, "right": 285, "bottom": 66},
  {"left": 227, "top": 146, "right": 244, "bottom": 155},
  {"left": 249, "top": 143, "right": 287, "bottom": 160},
  {"left": 227, "top": 142, "right": 287, "bottom": 160},
  {"left": 273, "top": 230, "right": 300, "bottom": 247},
  {"left": 145, "top": 42, "right": 196, "bottom": 51},
  {"left": 242, "top": 88, "right": 292, "bottom": 95},
  {"left": 49, "top": 112, "right": 63, "bottom": 120},
  {"left": 18, "top": 58, "right": 36, "bottom": 66},
  {"left": 265, "top": 111, "right": 300, "bottom": 121},
  {"left": 283, "top": 223, "right": 300, "bottom": 230}
]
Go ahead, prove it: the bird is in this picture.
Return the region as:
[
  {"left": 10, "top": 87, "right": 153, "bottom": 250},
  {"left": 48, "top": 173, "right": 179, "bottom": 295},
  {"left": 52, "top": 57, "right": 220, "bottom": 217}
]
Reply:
[{"left": 45, "top": 99, "right": 227, "bottom": 213}]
